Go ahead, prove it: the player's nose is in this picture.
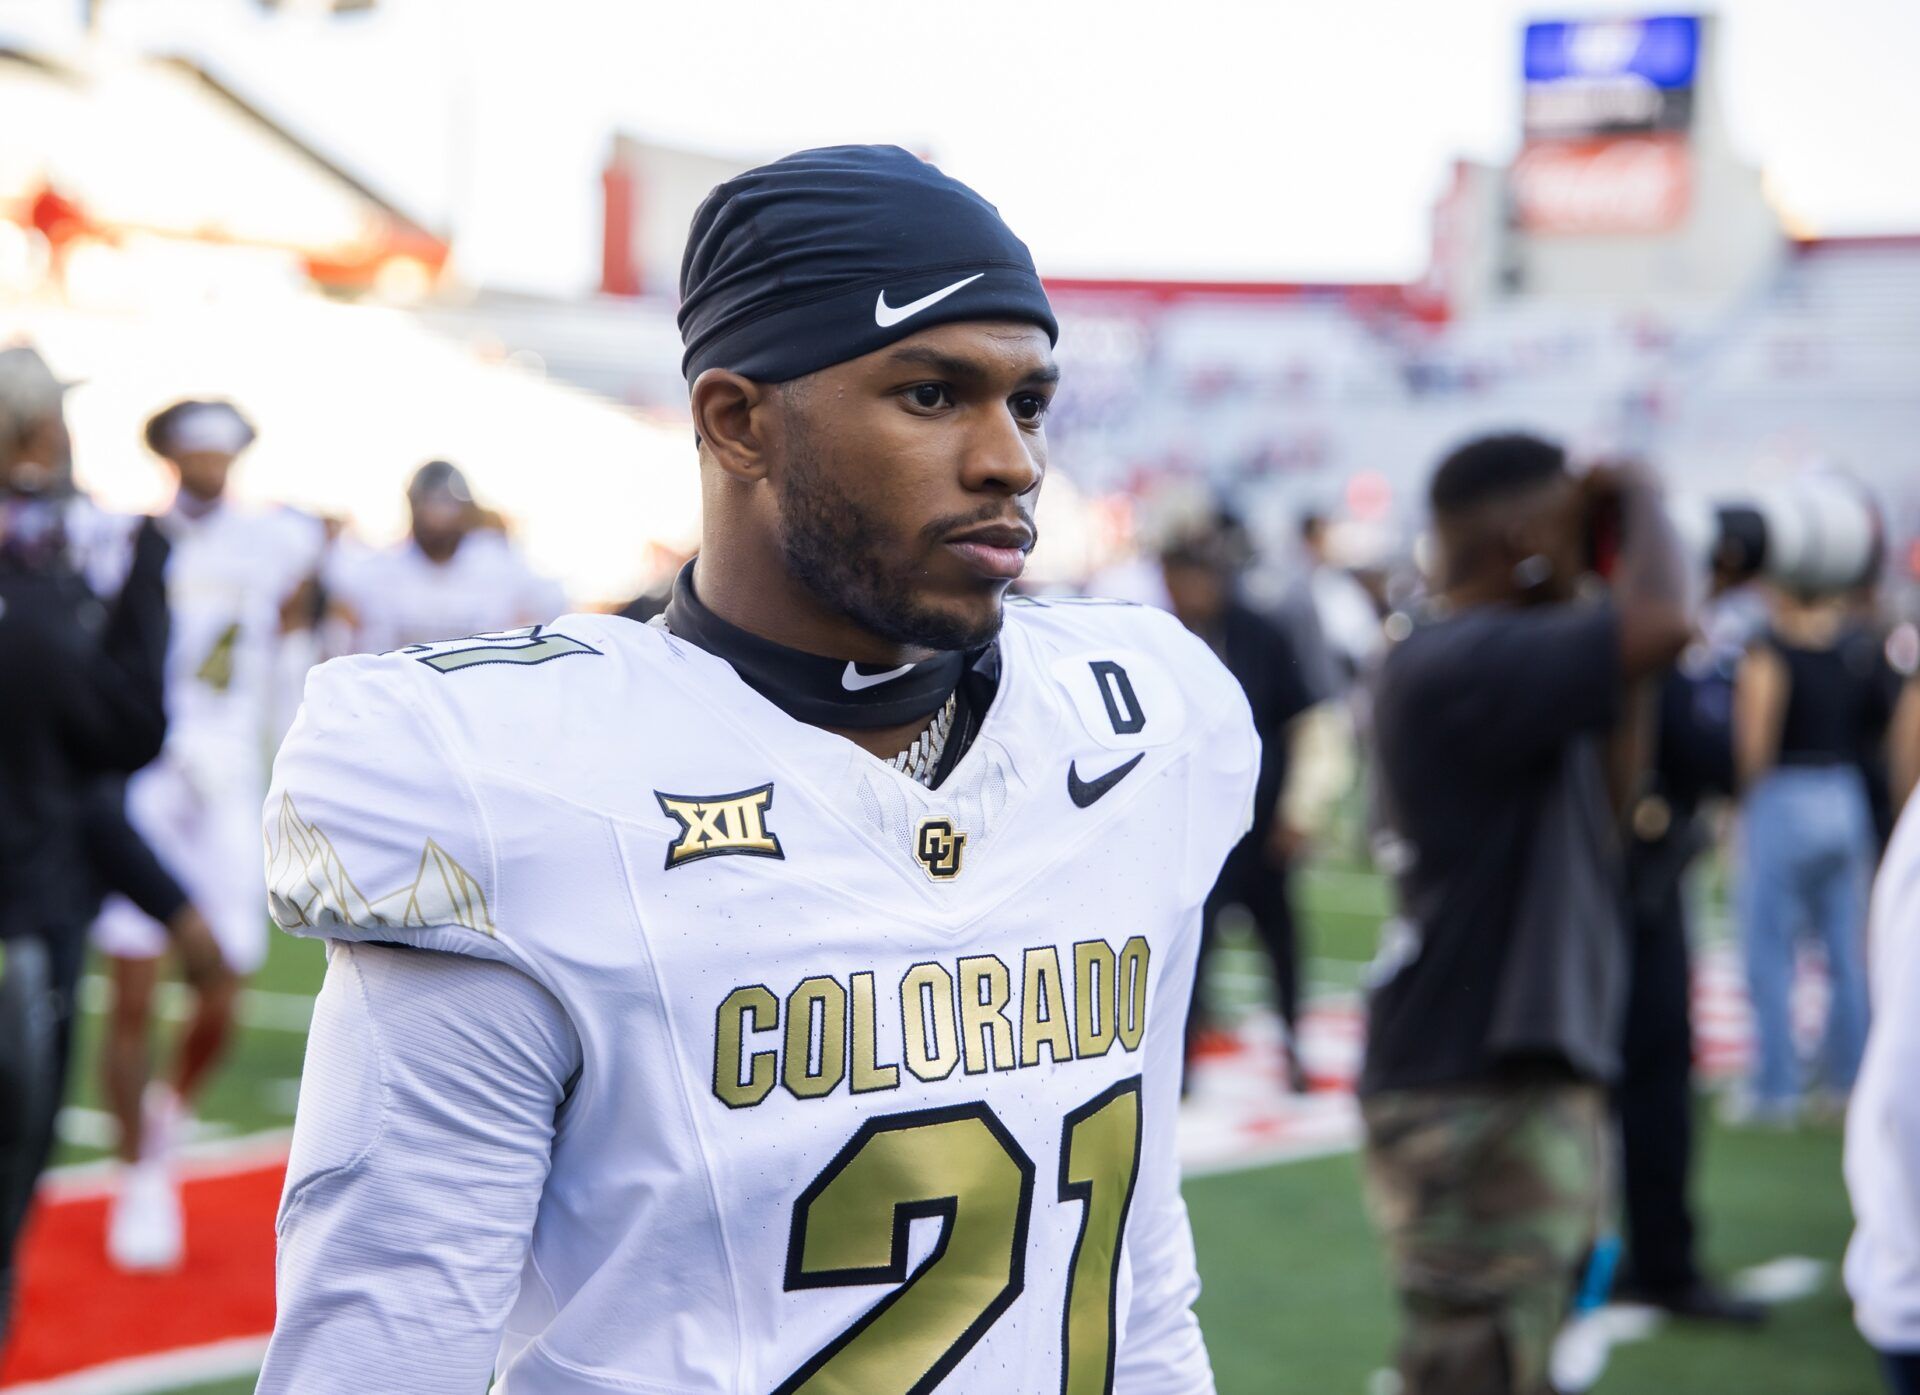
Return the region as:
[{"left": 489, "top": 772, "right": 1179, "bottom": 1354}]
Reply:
[{"left": 958, "top": 407, "right": 1043, "bottom": 497}]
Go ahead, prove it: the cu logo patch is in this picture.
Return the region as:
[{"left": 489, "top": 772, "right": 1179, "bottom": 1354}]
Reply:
[
  {"left": 656, "top": 784, "right": 784, "bottom": 869},
  {"left": 913, "top": 817, "right": 967, "bottom": 881}
]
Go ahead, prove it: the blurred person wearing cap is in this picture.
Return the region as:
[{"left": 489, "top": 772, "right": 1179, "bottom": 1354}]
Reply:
[
  {"left": 1159, "top": 511, "right": 1317, "bottom": 1091},
  {"left": 325, "top": 460, "right": 566, "bottom": 656},
  {"left": 258, "top": 145, "right": 1252, "bottom": 1394},
  {"left": 89, "top": 399, "right": 327, "bottom": 1272},
  {"left": 1359, "top": 435, "right": 1693, "bottom": 1395},
  {"left": 0, "top": 347, "right": 173, "bottom": 1338}
]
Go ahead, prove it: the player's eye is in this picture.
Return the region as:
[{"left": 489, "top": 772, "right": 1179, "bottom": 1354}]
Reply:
[
  {"left": 902, "top": 383, "right": 952, "bottom": 412},
  {"left": 1010, "top": 392, "right": 1051, "bottom": 425}
]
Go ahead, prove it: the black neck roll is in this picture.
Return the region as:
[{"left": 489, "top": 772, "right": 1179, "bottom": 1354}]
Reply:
[{"left": 662, "top": 563, "right": 979, "bottom": 731}]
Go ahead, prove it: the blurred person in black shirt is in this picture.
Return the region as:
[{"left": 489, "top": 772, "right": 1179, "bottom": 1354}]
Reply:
[
  {"left": 0, "top": 346, "right": 171, "bottom": 1340},
  {"left": 1360, "top": 435, "right": 1692, "bottom": 1395},
  {"left": 1160, "top": 515, "right": 1317, "bottom": 1090}
]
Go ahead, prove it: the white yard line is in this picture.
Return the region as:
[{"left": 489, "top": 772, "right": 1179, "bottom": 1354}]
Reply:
[{"left": 1, "top": 1335, "right": 270, "bottom": 1395}]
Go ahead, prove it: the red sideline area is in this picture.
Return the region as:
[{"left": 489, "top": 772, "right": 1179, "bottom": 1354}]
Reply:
[{"left": 0, "top": 1160, "right": 284, "bottom": 1386}]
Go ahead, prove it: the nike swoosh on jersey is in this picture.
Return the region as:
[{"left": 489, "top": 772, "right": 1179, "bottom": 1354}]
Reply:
[
  {"left": 1066, "top": 753, "right": 1145, "bottom": 808},
  {"left": 841, "top": 660, "right": 917, "bottom": 691},
  {"left": 873, "top": 273, "right": 985, "bottom": 328}
]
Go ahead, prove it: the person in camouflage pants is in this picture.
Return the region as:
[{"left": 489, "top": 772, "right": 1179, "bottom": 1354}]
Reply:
[
  {"left": 1361, "top": 1079, "right": 1608, "bottom": 1395},
  {"left": 1359, "top": 440, "right": 1693, "bottom": 1392}
]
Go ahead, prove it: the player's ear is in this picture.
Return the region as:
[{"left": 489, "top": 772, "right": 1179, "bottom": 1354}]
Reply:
[{"left": 690, "top": 369, "right": 775, "bottom": 484}]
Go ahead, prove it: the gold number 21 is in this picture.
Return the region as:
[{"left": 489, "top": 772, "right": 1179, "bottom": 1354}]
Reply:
[{"left": 775, "top": 1078, "right": 1144, "bottom": 1395}]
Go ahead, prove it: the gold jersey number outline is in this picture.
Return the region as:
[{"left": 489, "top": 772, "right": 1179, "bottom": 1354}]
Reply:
[
  {"left": 401, "top": 626, "right": 601, "bottom": 675},
  {"left": 775, "top": 1077, "right": 1144, "bottom": 1395},
  {"left": 195, "top": 620, "right": 241, "bottom": 691}
]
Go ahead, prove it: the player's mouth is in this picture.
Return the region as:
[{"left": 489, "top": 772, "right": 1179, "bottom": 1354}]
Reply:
[{"left": 943, "top": 520, "right": 1034, "bottom": 581}]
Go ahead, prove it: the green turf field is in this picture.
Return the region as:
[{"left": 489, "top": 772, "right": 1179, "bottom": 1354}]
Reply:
[
  {"left": 53, "top": 853, "right": 1880, "bottom": 1394},
  {"left": 1188, "top": 1120, "right": 1876, "bottom": 1394}
]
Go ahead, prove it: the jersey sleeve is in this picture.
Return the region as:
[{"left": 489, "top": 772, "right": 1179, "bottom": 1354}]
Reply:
[
  {"left": 259, "top": 941, "right": 578, "bottom": 1394},
  {"left": 264, "top": 652, "right": 513, "bottom": 967}
]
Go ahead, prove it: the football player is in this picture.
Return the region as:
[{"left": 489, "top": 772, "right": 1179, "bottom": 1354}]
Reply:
[
  {"left": 326, "top": 459, "right": 567, "bottom": 655},
  {"left": 93, "top": 400, "right": 326, "bottom": 1270},
  {"left": 259, "top": 146, "right": 1257, "bottom": 1394}
]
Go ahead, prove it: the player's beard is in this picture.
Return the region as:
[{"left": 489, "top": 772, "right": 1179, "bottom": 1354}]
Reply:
[{"left": 776, "top": 431, "right": 1004, "bottom": 654}]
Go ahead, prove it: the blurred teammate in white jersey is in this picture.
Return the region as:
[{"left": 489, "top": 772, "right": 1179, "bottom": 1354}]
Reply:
[
  {"left": 93, "top": 400, "right": 326, "bottom": 1270},
  {"left": 328, "top": 460, "right": 565, "bottom": 655}
]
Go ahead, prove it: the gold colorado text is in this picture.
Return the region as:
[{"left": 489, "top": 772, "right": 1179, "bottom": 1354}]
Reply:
[{"left": 711, "top": 937, "right": 1153, "bottom": 1109}]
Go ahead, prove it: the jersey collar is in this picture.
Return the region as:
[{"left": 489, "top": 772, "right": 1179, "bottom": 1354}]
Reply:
[{"left": 660, "top": 562, "right": 991, "bottom": 732}]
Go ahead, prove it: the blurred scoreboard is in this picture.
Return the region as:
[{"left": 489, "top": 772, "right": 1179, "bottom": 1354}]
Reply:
[
  {"left": 1522, "top": 16, "right": 1700, "bottom": 137},
  {"left": 1512, "top": 15, "right": 1702, "bottom": 236}
]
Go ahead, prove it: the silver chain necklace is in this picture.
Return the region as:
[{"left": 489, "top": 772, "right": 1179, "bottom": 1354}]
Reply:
[{"left": 890, "top": 692, "right": 958, "bottom": 787}]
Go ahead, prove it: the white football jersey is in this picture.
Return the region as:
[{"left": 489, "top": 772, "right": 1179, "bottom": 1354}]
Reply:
[
  {"left": 327, "top": 532, "right": 567, "bottom": 656},
  {"left": 158, "top": 503, "right": 326, "bottom": 787},
  {"left": 263, "top": 599, "right": 1256, "bottom": 1394}
]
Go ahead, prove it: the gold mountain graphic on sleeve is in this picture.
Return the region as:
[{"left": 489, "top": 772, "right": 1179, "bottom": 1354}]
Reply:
[{"left": 266, "top": 793, "right": 496, "bottom": 938}]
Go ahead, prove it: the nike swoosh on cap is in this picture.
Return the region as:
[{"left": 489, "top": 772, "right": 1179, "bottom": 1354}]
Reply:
[
  {"left": 874, "top": 273, "right": 985, "bottom": 329},
  {"left": 842, "top": 661, "right": 917, "bottom": 691},
  {"left": 1067, "top": 753, "right": 1145, "bottom": 809}
]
